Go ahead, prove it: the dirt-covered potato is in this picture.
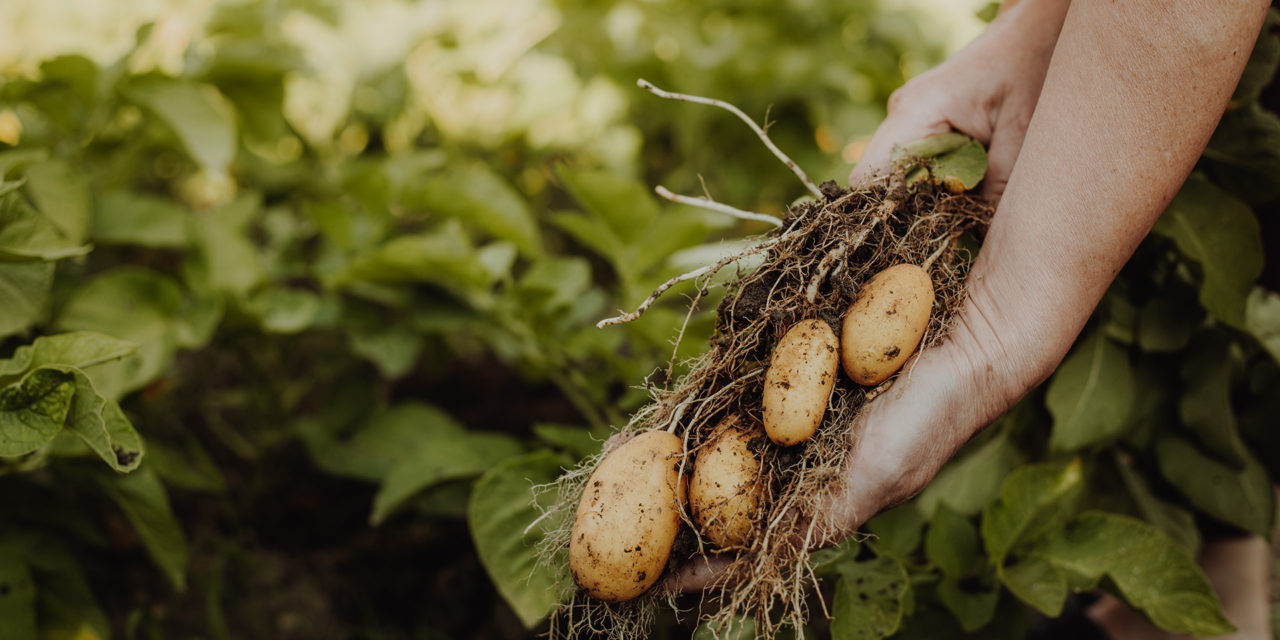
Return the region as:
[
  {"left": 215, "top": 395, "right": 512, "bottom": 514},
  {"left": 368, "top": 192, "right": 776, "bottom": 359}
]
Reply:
[
  {"left": 840, "top": 263, "right": 933, "bottom": 385},
  {"left": 569, "top": 430, "right": 684, "bottom": 602},
  {"left": 690, "top": 416, "right": 763, "bottom": 549},
  {"left": 763, "top": 319, "right": 840, "bottom": 446}
]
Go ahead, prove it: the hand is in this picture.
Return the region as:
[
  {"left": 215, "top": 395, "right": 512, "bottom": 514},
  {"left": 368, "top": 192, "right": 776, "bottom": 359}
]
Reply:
[{"left": 849, "top": 0, "right": 1069, "bottom": 202}]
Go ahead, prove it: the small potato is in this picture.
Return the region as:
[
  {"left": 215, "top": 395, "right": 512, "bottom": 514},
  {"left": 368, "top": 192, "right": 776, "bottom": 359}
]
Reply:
[
  {"left": 569, "top": 430, "right": 684, "bottom": 602},
  {"left": 690, "top": 417, "right": 763, "bottom": 549},
  {"left": 763, "top": 319, "right": 840, "bottom": 446},
  {"left": 841, "top": 263, "right": 933, "bottom": 386}
]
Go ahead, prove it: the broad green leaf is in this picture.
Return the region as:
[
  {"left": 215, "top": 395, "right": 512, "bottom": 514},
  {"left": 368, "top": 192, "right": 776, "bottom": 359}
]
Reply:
[
  {"left": 1247, "top": 287, "right": 1280, "bottom": 363},
  {"left": 926, "top": 505, "right": 997, "bottom": 631},
  {"left": 348, "top": 324, "right": 423, "bottom": 379},
  {"left": 1151, "top": 175, "right": 1263, "bottom": 327},
  {"left": 0, "top": 261, "right": 53, "bottom": 339},
  {"left": 999, "top": 556, "right": 1066, "bottom": 617},
  {"left": 0, "top": 368, "right": 76, "bottom": 457},
  {"left": 468, "top": 451, "right": 571, "bottom": 628},
  {"left": 633, "top": 213, "right": 712, "bottom": 277},
  {"left": 0, "top": 193, "right": 90, "bottom": 261},
  {"left": 0, "top": 548, "right": 37, "bottom": 640},
  {"left": 91, "top": 190, "right": 189, "bottom": 248},
  {"left": 981, "top": 460, "right": 1082, "bottom": 564},
  {"left": 556, "top": 167, "right": 659, "bottom": 244},
  {"left": 126, "top": 77, "right": 236, "bottom": 172},
  {"left": 1155, "top": 435, "right": 1275, "bottom": 536},
  {"left": 1036, "top": 512, "right": 1233, "bottom": 636},
  {"left": 412, "top": 163, "right": 542, "bottom": 256},
  {"left": 300, "top": 403, "right": 464, "bottom": 482},
  {"left": 929, "top": 139, "right": 988, "bottom": 192},
  {"left": 0, "top": 332, "right": 137, "bottom": 381},
  {"left": 865, "top": 503, "right": 925, "bottom": 560},
  {"left": 372, "top": 431, "right": 522, "bottom": 524},
  {"left": 1232, "top": 9, "right": 1280, "bottom": 105},
  {"left": 56, "top": 268, "right": 185, "bottom": 399},
  {"left": 99, "top": 465, "right": 188, "bottom": 590},
  {"left": 191, "top": 215, "right": 263, "bottom": 297},
  {"left": 23, "top": 159, "right": 90, "bottom": 244},
  {"left": 549, "top": 211, "right": 624, "bottom": 267},
  {"left": 1177, "top": 335, "right": 1248, "bottom": 468},
  {"left": 1046, "top": 332, "right": 1135, "bottom": 452},
  {"left": 61, "top": 371, "right": 144, "bottom": 473},
  {"left": 244, "top": 287, "right": 320, "bottom": 334},
  {"left": 830, "top": 554, "right": 910, "bottom": 640},
  {"left": 918, "top": 424, "right": 1021, "bottom": 517},
  {"left": 1114, "top": 454, "right": 1200, "bottom": 553},
  {"left": 341, "top": 221, "right": 491, "bottom": 295},
  {"left": 1203, "top": 103, "right": 1280, "bottom": 205},
  {"left": 519, "top": 257, "right": 593, "bottom": 314}
]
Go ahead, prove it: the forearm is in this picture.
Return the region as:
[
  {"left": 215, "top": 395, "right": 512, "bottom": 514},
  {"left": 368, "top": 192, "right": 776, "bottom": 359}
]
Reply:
[{"left": 971, "top": 0, "right": 1268, "bottom": 389}]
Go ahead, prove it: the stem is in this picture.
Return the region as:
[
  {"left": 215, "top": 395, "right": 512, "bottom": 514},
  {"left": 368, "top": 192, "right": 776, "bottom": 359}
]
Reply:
[
  {"left": 655, "top": 186, "right": 782, "bottom": 227},
  {"left": 637, "top": 78, "right": 824, "bottom": 200}
]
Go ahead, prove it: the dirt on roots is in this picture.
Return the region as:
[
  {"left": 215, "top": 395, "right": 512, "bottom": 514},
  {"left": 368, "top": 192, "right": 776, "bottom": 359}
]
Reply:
[{"left": 537, "top": 174, "right": 993, "bottom": 640}]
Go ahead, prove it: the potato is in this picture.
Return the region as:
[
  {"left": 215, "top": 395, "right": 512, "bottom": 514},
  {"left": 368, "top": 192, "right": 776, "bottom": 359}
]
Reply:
[
  {"left": 690, "top": 417, "right": 763, "bottom": 549},
  {"left": 763, "top": 319, "right": 840, "bottom": 446},
  {"left": 569, "top": 430, "right": 684, "bottom": 602},
  {"left": 840, "top": 263, "right": 933, "bottom": 386}
]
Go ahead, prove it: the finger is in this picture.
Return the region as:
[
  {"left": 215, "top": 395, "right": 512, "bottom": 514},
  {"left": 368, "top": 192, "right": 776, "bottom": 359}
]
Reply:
[
  {"left": 848, "top": 113, "right": 952, "bottom": 187},
  {"left": 665, "top": 554, "right": 734, "bottom": 594},
  {"left": 980, "top": 109, "right": 1032, "bottom": 202}
]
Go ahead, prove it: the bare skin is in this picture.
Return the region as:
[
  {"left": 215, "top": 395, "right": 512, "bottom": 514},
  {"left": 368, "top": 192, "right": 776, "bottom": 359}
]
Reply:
[{"left": 670, "top": 3, "right": 1272, "bottom": 633}]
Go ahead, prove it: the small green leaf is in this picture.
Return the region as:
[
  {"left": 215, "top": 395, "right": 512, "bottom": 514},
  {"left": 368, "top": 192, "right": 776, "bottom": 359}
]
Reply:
[
  {"left": 1036, "top": 511, "right": 1233, "bottom": 636},
  {"left": 519, "top": 257, "right": 593, "bottom": 314},
  {"left": 1155, "top": 435, "right": 1275, "bottom": 536},
  {"left": 23, "top": 159, "right": 91, "bottom": 244},
  {"left": 1151, "top": 175, "right": 1263, "bottom": 327},
  {"left": 126, "top": 78, "right": 237, "bottom": 172},
  {"left": 0, "top": 332, "right": 138, "bottom": 381},
  {"left": 0, "top": 368, "right": 76, "bottom": 457},
  {"left": 981, "top": 460, "right": 1083, "bottom": 564},
  {"left": 999, "top": 556, "right": 1066, "bottom": 617},
  {"left": 1113, "top": 453, "right": 1200, "bottom": 553},
  {"left": 865, "top": 503, "right": 925, "bottom": 560},
  {"left": 1177, "top": 334, "right": 1248, "bottom": 468},
  {"left": 556, "top": 167, "right": 660, "bottom": 245},
  {"left": 191, "top": 214, "right": 263, "bottom": 297},
  {"left": 98, "top": 465, "right": 188, "bottom": 590},
  {"left": 926, "top": 505, "right": 998, "bottom": 631},
  {"left": 244, "top": 287, "right": 320, "bottom": 334},
  {"left": 0, "top": 193, "right": 90, "bottom": 261},
  {"left": 0, "top": 261, "right": 53, "bottom": 339},
  {"left": 918, "top": 422, "right": 1021, "bottom": 517},
  {"left": 468, "top": 451, "right": 571, "bottom": 628},
  {"left": 830, "top": 554, "right": 910, "bottom": 640},
  {"left": 411, "top": 163, "right": 543, "bottom": 256},
  {"left": 91, "top": 190, "right": 190, "bottom": 248},
  {"left": 61, "top": 371, "right": 144, "bottom": 473},
  {"left": 1046, "top": 332, "right": 1136, "bottom": 452},
  {"left": 348, "top": 324, "right": 423, "bottom": 379},
  {"left": 372, "top": 431, "right": 522, "bottom": 524},
  {"left": 929, "top": 139, "right": 988, "bottom": 192},
  {"left": 0, "top": 547, "right": 37, "bottom": 640},
  {"left": 341, "top": 221, "right": 491, "bottom": 295},
  {"left": 892, "top": 133, "right": 968, "bottom": 162}
]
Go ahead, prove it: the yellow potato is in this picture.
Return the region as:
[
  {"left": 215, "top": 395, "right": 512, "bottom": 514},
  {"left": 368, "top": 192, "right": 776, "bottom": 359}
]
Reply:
[
  {"left": 763, "top": 319, "right": 840, "bottom": 446},
  {"left": 690, "top": 417, "right": 763, "bottom": 549},
  {"left": 569, "top": 430, "right": 684, "bottom": 602},
  {"left": 840, "top": 263, "right": 933, "bottom": 386}
]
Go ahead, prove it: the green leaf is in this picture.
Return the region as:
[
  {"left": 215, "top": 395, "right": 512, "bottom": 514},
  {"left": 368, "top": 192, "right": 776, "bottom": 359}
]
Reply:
[
  {"left": 556, "top": 167, "right": 659, "bottom": 245},
  {"left": 56, "top": 268, "right": 185, "bottom": 399},
  {"left": 348, "top": 324, "right": 423, "bottom": 379},
  {"left": 0, "top": 368, "right": 76, "bottom": 457},
  {"left": 981, "top": 460, "right": 1083, "bottom": 565},
  {"left": 99, "top": 465, "right": 188, "bottom": 590},
  {"left": 918, "top": 422, "right": 1021, "bottom": 517},
  {"left": 1113, "top": 453, "right": 1200, "bottom": 553},
  {"left": 91, "top": 190, "right": 190, "bottom": 248},
  {"left": 1036, "top": 511, "right": 1233, "bottom": 636},
  {"left": 929, "top": 139, "right": 988, "bottom": 192},
  {"left": 468, "top": 451, "right": 571, "bottom": 628},
  {"left": 830, "top": 554, "right": 910, "bottom": 640},
  {"left": 999, "top": 556, "right": 1066, "bottom": 617},
  {"left": 1177, "top": 334, "right": 1248, "bottom": 467},
  {"left": 531, "top": 423, "right": 601, "bottom": 459},
  {"left": 341, "top": 221, "right": 491, "bottom": 295},
  {"left": 1046, "top": 332, "right": 1136, "bottom": 452},
  {"left": 244, "top": 287, "right": 320, "bottom": 334},
  {"left": 0, "top": 331, "right": 138, "bottom": 381},
  {"left": 1203, "top": 103, "right": 1280, "bottom": 205},
  {"left": 1247, "top": 287, "right": 1280, "bottom": 363},
  {"left": 1151, "top": 175, "right": 1263, "bottom": 327},
  {"left": 0, "top": 193, "right": 90, "bottom": 261},
  {"left": 0, "top": 261, "right": 53, "bottom": 339},
  {"left": 865, "top": 503, "right": 925, "bottom": 560},
  {"left": 412, "top": 163, "right": 542, "bottom": 256},
  {"left": 519, "top": 257, "right": 593, "bottom": 314},
  {"left": 126, "top": 77, "right": 237, "bottom": 172},
  {"left": 372, "top": 430, "right": 522, "bottom": 524},
  {"left": 1155, "top": 435, "right": 1275, "bottom": 536},
  {"left": 191, "top": 214, "right": 264, "bottom": 297},
  {"left": 23, "top": 159, "right": 91, "bottom": 244},
  {"left": 926, "top": 505, "right": 998, "bottom": 631},
  {"left": 0, "top": 548, "right": 37, "bottom": 640},
  {"left": 61, "top": 371, "right": 144, "bottom": 473}
]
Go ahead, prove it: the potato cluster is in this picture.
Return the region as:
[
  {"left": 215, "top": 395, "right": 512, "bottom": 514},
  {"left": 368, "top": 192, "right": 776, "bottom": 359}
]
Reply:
[{"left": 568, "top": 263, "right": 935, "bottom": 602}]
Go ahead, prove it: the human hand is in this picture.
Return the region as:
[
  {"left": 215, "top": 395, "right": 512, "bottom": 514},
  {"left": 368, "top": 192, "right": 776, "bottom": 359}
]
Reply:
[{"left": 849, "top": 0, "right": 1070, "bottom": 201}]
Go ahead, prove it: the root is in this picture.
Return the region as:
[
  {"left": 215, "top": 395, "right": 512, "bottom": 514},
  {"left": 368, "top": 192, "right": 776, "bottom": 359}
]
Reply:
[{"left": 656, "top": 186, "right": 782, "bottom": 227}]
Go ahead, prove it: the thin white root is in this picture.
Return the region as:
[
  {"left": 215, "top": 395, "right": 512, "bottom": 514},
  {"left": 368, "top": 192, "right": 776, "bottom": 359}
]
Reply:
[
  {"left": 655, "top": 186, "right": 782, "bottom": 227},
  {"left": 637, "top": 79, "right": 824, "bottom": 200},
  {"left": 921, "top": 230, "right": 963, "bottom": 271},
  {"left": 804, "top": 242, "right": 849, "bottom": 303},
  {"left": 597, "top": 238, "right": 781, "bottom": 328}
]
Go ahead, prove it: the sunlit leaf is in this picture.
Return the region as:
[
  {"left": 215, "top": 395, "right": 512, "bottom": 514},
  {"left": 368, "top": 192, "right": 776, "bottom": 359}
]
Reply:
[
  {"left": 0, "top": 368, "right": 76, "bottom": 457},
  {"left": 999, "top": 556, "right": 1065, "bottom": 617},
  {"left": 1046, "top": 332, "right": 1135, "bottom": 452},
  {"left": 981, "top": 460, "right": 1082, "bottom": 564},
  {"left": 126, "top": 77, "right": 237, "bottom": 172}
]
